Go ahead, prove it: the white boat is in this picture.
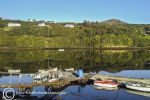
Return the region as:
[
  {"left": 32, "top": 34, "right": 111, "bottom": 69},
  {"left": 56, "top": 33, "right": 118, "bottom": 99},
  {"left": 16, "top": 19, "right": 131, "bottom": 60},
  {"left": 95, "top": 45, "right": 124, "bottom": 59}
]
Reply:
[
  {"left": 33, "top": 74, "right": 44, "bottom": 80},
  {"left": 48, "top": 78, "right": 58, "bottom": 82},
  {"left": 94, "top": 80, "right": 118, "bottom": 88},
  {"left": 92, "top": 85, "right": 118, "bottom": 90},
  {"left": 64, "top": 68, "right": 74, "bottom": 72},
  {"left": 126, "top": 83, "right": 150, "bottom": 92},
  {"left": 48, "top": 67, "right": 58, "bottom": 72},
  {"left": 126, "top": 90, "right": 150, "bottom": 97},
  {"left": 38, "top": 69, "right": 46, "bottom": 73}
]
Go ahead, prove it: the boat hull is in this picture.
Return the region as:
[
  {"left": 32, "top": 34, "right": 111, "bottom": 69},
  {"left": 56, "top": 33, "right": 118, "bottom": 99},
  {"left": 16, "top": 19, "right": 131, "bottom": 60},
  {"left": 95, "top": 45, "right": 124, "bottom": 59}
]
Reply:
[
  {"left": 126, "top": 84, "right": 150, "bottom": 92},
  {"left": 94, "top": 80, "right": 118, "bottom": 88},
  {"left": 92, "top": 85, "right": 118, "bottom": 90}
]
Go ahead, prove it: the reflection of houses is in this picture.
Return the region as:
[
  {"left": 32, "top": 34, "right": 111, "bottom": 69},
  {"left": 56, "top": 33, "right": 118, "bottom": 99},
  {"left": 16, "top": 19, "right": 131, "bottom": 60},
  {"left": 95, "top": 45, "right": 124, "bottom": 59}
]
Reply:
[
  {"left": 64, "top": 24, "right": 74, "bottom": 28},
  {"left": 8, "top": 69, "right": 20, "bottom": 73},
  {"left": 146, "top": 31, "right": 150, "bottom": 34},
  {"left": 8, "top": 23, "right": 21, "bottom": 27}
]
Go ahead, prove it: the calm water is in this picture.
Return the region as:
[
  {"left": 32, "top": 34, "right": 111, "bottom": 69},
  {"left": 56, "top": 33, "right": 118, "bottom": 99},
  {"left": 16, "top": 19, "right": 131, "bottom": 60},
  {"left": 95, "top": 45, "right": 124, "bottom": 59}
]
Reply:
[{"left": 0, "top": 50, "right": 150, "bottom": 100}]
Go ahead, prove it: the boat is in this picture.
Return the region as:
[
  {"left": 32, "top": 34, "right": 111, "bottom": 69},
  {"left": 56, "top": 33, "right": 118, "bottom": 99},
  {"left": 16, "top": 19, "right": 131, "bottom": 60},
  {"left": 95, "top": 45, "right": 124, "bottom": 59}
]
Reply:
[
  {"left": 94, "top": 80, "right": 118, "bottom": 88},
  {"left": 48, "top": 78, "right": 58, "bottom": 82},
  {"left": 48, "top": 67, "right": 58, "bottom": 72},
  {"left": 33, "top": 74, "right": 44, "bottom": 80},
  {"left": 64, "top": 68, "right": 74, "bottom": 72},
  {"left": 92, "top": 85, "right": 118, "bottom": 90},
  {"left": 126, "top": 90, "right": 150, "bottom": 97},
  {"left": 126, "top": 83, "right": 150, "bottom": 92},
  {"left": 33, "top": 68, "right": 63, "bottom": 83}
]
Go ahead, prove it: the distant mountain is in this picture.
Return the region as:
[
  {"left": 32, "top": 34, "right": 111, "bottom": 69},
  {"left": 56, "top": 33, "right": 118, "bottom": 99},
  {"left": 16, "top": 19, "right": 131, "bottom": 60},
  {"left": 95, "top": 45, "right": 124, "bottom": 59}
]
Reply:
[{"left": 101, "top": 19, "right": 128, "bottom": 24}]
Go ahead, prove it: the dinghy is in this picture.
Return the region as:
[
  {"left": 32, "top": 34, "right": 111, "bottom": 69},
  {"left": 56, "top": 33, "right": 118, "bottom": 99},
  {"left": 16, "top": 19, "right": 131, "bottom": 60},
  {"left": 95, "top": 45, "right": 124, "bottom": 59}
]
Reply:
[
  {"left": 126, "top": 83, "right": 150, "bottom": 92},
  {"left": 64, "top": 68, "right": 74, "bottom": 72},
  {"left": 94, "top": 80, "right": 118, "bottom": 88}
]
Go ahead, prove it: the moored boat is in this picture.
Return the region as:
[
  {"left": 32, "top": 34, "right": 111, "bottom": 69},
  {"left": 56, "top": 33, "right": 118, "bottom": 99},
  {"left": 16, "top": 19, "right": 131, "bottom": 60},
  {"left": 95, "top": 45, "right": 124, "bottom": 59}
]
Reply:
[
  {"left": 94, "top": 80, "right": 118, "bottom": 88},
  {"left": 126, "top": 83, "right": 150, "bottom": 92},
  {"left": 92, "top": 85, "right": 118, "bottom": 90},
  {"left": 64, "top": 68, "right": 74, "bottom": 72}
]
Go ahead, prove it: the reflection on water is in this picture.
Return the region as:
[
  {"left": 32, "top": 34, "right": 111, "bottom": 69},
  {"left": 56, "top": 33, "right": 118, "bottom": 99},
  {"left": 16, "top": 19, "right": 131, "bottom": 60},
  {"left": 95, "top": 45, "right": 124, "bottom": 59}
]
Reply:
[
  {"left": 0, "top": 50, "right": 149, "bottom": 73},
  {"left": 0, "top": 84, "right": 149, "bottom": 100},
  {"left": 0, "top": 50, "right": 149, "bottom": 99},
  {"left": 60, "top": 85, "right": 150, "bottom": 100}
]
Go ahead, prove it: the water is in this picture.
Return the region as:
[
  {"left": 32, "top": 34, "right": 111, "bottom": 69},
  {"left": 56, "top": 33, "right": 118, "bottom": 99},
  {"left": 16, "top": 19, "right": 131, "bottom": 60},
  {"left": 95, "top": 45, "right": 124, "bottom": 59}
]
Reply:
[{"left": 0, "top": 50, "right": 149, "bottom": 99}]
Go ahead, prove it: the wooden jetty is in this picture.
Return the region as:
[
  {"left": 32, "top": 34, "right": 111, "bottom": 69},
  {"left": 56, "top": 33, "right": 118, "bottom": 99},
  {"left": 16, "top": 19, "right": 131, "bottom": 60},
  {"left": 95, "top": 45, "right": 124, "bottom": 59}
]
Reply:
[
  {"left": 0, "top": 80, "right": 70, "bottom": 88},
  {"left": 90, "top": 74, "right": 150, "bottom": 84},
  {"left": 0, "top": 72, "right": 91, "bottom": 89},
  {"left": 0, "top": 78, "right": 89, "bottom": 89}
]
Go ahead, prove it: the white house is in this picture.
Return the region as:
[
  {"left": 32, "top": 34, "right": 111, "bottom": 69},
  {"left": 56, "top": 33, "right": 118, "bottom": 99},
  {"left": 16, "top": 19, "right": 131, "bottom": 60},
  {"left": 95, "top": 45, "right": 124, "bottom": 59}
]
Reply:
[
  {"left": 8, "top": 23, "right": 21, "bottom": 27},
  {"left": 28, "top": 19, "right": 36, "bottom": 22},
  {"left": 64, "top": 24, "right": 74, "bottom": 28},
  {"left": 38, "top": 23, "right": 46, "bottom": 26}
]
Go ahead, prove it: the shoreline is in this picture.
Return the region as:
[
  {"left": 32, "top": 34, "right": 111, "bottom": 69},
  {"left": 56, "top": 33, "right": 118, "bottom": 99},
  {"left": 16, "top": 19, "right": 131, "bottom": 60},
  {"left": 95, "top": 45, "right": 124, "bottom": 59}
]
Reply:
[{"left": 0, "top": 47, "right": 149, "bottom": 51}]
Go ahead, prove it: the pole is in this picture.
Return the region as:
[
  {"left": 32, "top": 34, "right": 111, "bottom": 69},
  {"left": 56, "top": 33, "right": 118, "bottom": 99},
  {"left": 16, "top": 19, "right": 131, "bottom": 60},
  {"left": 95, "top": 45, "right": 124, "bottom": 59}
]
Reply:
[
  {"left": 18, "top": 74, "right": 21, "bottom": 84},
  {"left": 9, "top": 68, "right": 12, "bottom": 84}
]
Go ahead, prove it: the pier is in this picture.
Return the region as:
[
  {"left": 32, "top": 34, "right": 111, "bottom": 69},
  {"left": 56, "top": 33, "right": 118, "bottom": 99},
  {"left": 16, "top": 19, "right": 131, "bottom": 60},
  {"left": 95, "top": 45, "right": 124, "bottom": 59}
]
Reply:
[
  {"left": 0, "top": 71, "right": 150, "bottom": 95},
  {"left": 90, "top": 74, "right": 150, "bottom": 84},
  {"left": 0, "top": 71, "right": 91, "bottom": 89}
]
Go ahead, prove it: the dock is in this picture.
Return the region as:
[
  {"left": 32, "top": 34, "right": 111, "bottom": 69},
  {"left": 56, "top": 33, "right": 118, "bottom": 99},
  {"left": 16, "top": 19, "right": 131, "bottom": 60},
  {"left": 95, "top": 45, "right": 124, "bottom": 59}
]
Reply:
[
  {"left": 0, "top": 72, "right": 91, "bottom": 89},
  {"left": 0, "top": 80, "right": 70, "bottom": 88},
  {"left": 90, "top": 74, "right": 150, "bottom": 84}
]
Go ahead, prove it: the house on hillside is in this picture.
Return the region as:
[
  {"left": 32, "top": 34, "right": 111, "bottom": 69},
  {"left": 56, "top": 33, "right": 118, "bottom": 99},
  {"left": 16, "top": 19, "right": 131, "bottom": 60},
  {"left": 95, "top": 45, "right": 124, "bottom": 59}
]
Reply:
[
  {"left": 64, "top": 24, "right": 74, "bottom": 28},
  {"left": 28, "top": 19, "right": 36, "bottom": 22},
  {"left": 8, "top": 23, "right": 21, "bottom": 27},
  {"left": 38, "top": 23, "right": 46, "bottom": 26},
  {"left": 47, "top": 21, "right": 55, "bottom": 23}
]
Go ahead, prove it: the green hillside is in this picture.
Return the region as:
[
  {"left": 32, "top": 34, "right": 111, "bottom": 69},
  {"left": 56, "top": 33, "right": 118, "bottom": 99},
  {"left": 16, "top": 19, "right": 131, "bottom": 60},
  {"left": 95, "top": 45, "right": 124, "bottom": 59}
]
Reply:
[{"left": 0, "top": 18, "right": 150, "bottom": 48}]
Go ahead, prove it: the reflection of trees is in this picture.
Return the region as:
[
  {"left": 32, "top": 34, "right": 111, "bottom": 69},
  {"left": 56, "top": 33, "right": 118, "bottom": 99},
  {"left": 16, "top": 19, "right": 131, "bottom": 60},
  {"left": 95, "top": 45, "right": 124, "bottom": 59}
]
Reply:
[{"left": 0, "top": 50, "right": 149, "bottom": 73}]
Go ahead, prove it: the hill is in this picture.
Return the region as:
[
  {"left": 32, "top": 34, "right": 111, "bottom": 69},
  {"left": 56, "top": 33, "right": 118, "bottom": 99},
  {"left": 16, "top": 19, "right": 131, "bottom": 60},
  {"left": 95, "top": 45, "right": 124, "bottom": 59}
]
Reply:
[{"left": 101, "top": 19, "right": 127, "bottom": 24}]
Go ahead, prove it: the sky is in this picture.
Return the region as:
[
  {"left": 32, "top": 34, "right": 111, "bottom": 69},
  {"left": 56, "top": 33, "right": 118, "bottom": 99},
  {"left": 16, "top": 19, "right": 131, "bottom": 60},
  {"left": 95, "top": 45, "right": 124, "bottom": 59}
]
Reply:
[{"left": 0, "top": 0, "right": 150, "bottom": 24}]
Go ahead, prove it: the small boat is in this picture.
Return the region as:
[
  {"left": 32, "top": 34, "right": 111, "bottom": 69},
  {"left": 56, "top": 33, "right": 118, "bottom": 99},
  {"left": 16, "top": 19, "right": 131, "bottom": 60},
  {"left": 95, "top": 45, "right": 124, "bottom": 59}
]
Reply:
[
  {"left": 33, "top": 74, "right": 44, "bottom": 80},
  {"left": 48, "top": 78, "right": 58, "bottom": 82},
  {"left": 126, "top": 83, "right": 150, "bottom": 92},
  {"left": 64, "top": 68, "right": 74, "bottom": 72},
  {"left": 48, "top": 67, "right": 58, "bottom": 72},
  {"left": 92, "top": 85, "right": 118, "bottom": 90},
  {"left": 126, "top": 90, "right": 150, "bottom": 97},
  {"left": 94, "top": 80, "right": 118, "bottom": 88}
]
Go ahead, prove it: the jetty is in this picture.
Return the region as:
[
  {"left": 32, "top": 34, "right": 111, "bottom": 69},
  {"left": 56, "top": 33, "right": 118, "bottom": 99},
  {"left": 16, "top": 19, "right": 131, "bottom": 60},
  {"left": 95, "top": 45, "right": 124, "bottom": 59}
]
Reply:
[
  {"left": 90, "top": 74, "right": 150, "bottom": 84},
  {"left": 0, "top": 70, "right": 91, "bottom": 90}
]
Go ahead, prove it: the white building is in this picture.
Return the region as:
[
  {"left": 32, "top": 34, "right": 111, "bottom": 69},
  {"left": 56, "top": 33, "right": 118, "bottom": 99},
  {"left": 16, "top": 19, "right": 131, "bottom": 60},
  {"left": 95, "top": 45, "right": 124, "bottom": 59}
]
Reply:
[
  {"left": 28, "top": 19, "right": 36, "bottom": 22},
  {"left": 64, "top": 24, "right": 74, "bottom": 28},
  {"left": 8, "top": 23, "right": 21, "bottom": 27},
  {"left": 38, "top": 23, "right": 46, "bottom": 26}
]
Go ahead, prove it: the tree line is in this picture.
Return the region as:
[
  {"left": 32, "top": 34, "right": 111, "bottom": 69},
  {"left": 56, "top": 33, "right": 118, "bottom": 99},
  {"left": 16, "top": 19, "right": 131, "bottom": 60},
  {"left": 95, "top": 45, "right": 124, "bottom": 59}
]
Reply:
[{"left": 0, "top": 18, "right": 150, "bottom": 47}]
